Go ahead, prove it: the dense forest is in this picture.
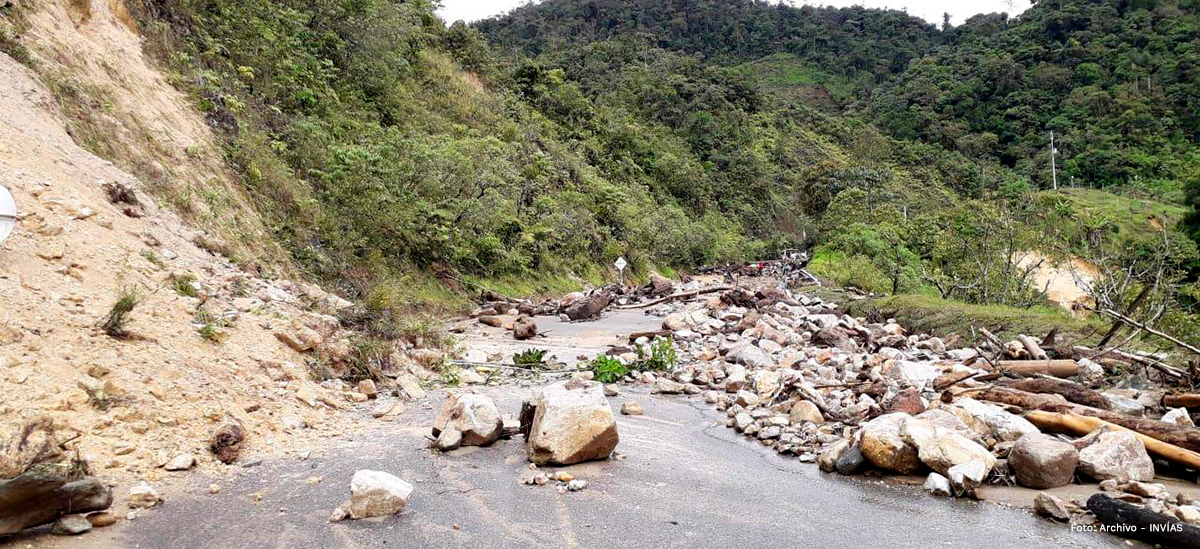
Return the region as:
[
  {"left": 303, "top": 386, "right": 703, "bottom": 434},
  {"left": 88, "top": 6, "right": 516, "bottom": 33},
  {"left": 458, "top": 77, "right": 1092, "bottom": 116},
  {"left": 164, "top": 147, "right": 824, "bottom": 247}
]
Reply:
[{"left": 63, "top": 0, "right": 1194, "bottom": 344}]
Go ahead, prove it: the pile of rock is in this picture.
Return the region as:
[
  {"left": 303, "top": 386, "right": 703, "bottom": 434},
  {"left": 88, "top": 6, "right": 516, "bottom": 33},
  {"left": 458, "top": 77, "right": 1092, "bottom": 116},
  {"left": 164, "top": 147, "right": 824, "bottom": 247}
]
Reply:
[
  {"left": 612, "top": 284, "right": 1198, "bottom": 532},
  {"left": 429, "top": 380, "right": 619, "bottom": 468}
]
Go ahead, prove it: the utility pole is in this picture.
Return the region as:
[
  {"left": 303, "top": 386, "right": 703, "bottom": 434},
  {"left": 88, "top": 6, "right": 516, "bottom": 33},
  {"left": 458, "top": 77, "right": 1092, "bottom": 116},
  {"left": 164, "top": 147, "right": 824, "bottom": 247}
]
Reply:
[{"left": 1049, "top": 130, "right": 1058, "bottom": 190}]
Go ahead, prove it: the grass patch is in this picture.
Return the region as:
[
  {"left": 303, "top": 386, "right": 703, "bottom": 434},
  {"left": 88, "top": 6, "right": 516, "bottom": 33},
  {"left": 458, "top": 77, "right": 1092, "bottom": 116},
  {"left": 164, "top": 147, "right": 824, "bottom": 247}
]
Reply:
[
  {"left": 807, "top": 250, "right": 892, "bottom": 294},
  {"left": 171, "top": 273, "right": 198, "bottom": 297},
  {"left": 100, "top": 286, "right": 141, "bottom": 339},
  {"left": 1035, "top": 188, "right": 1189, "bottom": 250},
  {"left": 845, "top": 293, "right": 1095, "bottom": 343}
]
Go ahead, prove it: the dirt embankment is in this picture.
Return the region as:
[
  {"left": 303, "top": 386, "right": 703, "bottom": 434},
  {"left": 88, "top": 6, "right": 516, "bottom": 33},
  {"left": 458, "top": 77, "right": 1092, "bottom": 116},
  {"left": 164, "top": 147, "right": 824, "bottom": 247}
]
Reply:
[{"left": 0, "top": 0, "right": 373, "bottom": 501}]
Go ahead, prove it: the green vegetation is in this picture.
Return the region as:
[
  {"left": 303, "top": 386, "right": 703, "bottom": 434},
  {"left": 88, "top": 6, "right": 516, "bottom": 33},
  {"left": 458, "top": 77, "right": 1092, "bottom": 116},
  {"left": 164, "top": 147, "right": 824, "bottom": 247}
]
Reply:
[
  {"left": 513, "top": 348, "right": 549, "bottom": 368},
  {"left": 171, "top": 273, "right": 198, "bottom": 298},
  {"left": 588, "top": 354, "right": 628, "bottom": 383},
  {"left": 635, "top": 338, "right": 677, "bottom": 371},
  {"left": 846, "top": 294, "right": 1092, "bottom": 342},
  {"left": 100, "top": 286, "right": 140, "bottom": 339}
]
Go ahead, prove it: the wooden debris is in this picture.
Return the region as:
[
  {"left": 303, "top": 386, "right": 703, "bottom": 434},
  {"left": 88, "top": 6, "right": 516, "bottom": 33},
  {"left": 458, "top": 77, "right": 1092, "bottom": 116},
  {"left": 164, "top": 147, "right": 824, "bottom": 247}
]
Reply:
[
  {"left": 996, "top": 377, "right": 1110, "bottom": 409},
  {"left": 0, "top": 473, "right": 112, "bottom": 535},
  {"left": 1164, "top": 394, "right": 1200, "bottom": 409},
  {"left": 997, "top": 359, "right": 1080, "bottom": 378},
  {"left": 627, "top": 330, "right": 671, "bottom": 342},
  {"left": 1087, "top": 493, "right": 1200, "bottom": 547},
  {"left": 1017, "top": 334, "right": 1050, "bottom": 360},
  {"left": 614, "top": 286, "right": 731, "bottom": 310}
]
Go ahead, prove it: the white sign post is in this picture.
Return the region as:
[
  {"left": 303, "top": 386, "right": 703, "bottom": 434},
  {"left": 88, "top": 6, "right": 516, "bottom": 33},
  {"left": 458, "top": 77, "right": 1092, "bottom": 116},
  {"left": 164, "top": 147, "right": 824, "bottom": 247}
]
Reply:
[
  {"left": 0, "top": 186, "right": 16, "bottom": 244},
  {"left": 614, "top": 256, "right": 627, "bottom": 286}
]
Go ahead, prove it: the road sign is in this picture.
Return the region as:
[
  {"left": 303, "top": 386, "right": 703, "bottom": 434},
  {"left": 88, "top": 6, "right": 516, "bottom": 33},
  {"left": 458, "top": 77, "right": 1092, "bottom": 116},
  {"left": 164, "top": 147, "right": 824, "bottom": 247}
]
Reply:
[
  {"left": 0, "top": 186, "right": 15, "bottom": 244},
  {"left": 614, "top": 256, "right": 627, "bottom": 271}
]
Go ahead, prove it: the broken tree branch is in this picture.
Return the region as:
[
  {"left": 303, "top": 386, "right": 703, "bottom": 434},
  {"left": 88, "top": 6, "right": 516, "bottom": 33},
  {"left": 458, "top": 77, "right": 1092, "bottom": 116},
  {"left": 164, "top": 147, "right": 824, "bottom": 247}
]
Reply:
[
  {"left": 1096, "top": 308, "right": 1200, "bottom": 357},
  {"left": 613, "top": 286, "right": 731, "bottom": 309}
]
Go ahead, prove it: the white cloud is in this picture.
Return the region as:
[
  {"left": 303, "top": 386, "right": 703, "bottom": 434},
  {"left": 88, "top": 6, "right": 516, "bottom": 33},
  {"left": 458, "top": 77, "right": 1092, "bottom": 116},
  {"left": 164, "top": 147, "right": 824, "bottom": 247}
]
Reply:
[{"left": 436, "top": 0, "right": 1032, "bottom": 26}]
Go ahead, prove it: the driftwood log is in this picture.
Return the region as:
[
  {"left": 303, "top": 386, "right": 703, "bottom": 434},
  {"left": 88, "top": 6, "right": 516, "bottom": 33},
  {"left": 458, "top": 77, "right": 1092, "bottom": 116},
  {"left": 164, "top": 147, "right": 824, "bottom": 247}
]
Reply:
[
  {"left": 1017, "top": 334, "right": 1049, "bottom": 360},
  {"left": 1024, "top": 410, "right": 1200, "bottom": 471},
  {"left": 627, "top": 330, "right": 671, "bottom": 342},
  {"left": 979, "top": 386, "right": 1200, "bottom": 454},
  {"left": 1087, "top": 493, "right": 1200, "bottom": 547},
  {"left": 1164, "top": 394, "right": 1200, "bottom": 409},
  {"left": 995, "top": 377, "right": 1110, "bottom": 409},
  {"left": 0, "top": 473, "right": 112, "bottom": 534},
  {"left": 997, "top": 359, "right": 1080, "bottom": 378},
  {"left": 615, "top": 286, "right": 731, "bottom": 310}
]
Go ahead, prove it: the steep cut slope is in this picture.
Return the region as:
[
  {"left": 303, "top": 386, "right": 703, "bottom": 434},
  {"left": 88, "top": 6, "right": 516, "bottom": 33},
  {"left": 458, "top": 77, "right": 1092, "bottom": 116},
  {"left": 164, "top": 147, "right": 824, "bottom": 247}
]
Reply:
[
  {"left": 0, "top": 51, "right": 367, "bottom": 489},
  {"left": 7, "top": 0, "right": 290, "bottom": 275}
]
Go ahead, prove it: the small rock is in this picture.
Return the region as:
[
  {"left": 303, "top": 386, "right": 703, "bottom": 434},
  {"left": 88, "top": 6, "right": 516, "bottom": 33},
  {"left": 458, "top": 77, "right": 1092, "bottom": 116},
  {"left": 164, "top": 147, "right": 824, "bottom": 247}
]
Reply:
[
  {"left": 834, "top": 446, "right": 865, "bottom": 475},
  {"left": 734, "top": 390, "right": 760, "bottom": 408},
  {"left": 51, "top": 514, "right": 92, "bottom": 535},
  {"left": 948, "top": 460, "right": 987, "bottom": 498},
  {"left": 620, "top": 402, "right": 643, "bottom": 416},
  {"left": 652, "top": 378, "right": 685, "bottom": 395},
  {"left": 1119, "top": 480, "right": 1166, "bottom": 498},
  {"left": 1175, "top": 505, "right": 1200, "bottom": 525},
  {"left": 434, "top": 427, "right": 463, "bottom": 451},
  {"left": 883, "top": 389, "right": 925, "bottom": 416},
  {"left": 1034, "top": 493, "right": 1070, "bottom": 522},
  {"left": 357, "top": 379, "right": 377, "bottom": 399},
  {"left": 924, "top": 473, "right": 952, "bottom": 497},
  {"left": 87, "top": 512, "right": 117, "bottom": 527},
  {"left": 1163, "top": 407, "right": 1194, "bottom": 427},
  {"left": 459, "top": 369, "right": 486, "bottom": 385},
  {"left": 349, "top": 470, "right": 413, "bottom": 519},
  {"left": 603, "top": 385, "right": 619, "bottom": 397},
  {"left": 164, "top": 453, "right": 196, "bottom": 471},
  {"left": 818, "top": 439, "right": 851, "bottom": 473},
  {"left": 209, "top": 484, "right": 221, "bottom": 494},
  {"left": 128, "top": 483, "right": 163, "bottom": 508},
  {"left": 567, "top": 479, "right": 587, "bottom": 491},
  {"left": 789, "top": 400, "right": 823, "bottom": 425}
]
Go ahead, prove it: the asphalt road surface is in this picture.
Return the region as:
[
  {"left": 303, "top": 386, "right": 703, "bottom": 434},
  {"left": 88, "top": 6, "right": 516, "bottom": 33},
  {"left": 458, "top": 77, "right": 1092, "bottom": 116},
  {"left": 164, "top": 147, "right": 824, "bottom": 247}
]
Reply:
[{"left": 84, "top": 386, "right": 1124, "bottom": 549}]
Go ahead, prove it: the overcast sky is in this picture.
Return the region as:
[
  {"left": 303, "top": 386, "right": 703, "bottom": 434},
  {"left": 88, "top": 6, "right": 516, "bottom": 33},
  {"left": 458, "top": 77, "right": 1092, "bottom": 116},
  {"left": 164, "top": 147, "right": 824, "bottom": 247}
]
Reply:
[{"left": 438, "top": 0, "right": 1033, "bottom": 27}]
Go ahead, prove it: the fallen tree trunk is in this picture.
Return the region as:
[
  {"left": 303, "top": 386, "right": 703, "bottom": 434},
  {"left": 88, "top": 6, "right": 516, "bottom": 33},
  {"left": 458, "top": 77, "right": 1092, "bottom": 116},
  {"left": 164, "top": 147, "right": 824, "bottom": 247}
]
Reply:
[
  {"left": 1024, "top": 410, "right": 1200, "bottom": 472},
  {"left": 1164, "top": 394, "right": 1200, "bottom": 409},
  {"left": 1017, "top": 334, "right": 1049, "bottom": 360},
  {"left": 627, "top": 330, "right": 671, "bottom": 342},
  {"left": 614, "top": 286, "right": 731, "bottom": 310},
  {"left": 997, "top": 359, "right": 1080, "bottom": 378},
  {"left": 979, "top": 386, "right": 1200, "bottom": 454},
  {"left": 996, "top": 377, "right": 1110, "bottom": 409},
  {"left": 0, "top": 473, "right": 112, "bottom": 534},
  {"left": 1087, "top": 493, "right": 1200, "bottom": 547}
]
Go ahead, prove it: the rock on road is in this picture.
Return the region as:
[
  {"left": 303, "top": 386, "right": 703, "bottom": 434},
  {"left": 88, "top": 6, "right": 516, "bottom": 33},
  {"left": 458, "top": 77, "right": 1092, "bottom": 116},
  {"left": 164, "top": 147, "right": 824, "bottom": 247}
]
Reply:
[{"left": 69, "top": 387, "right": 1122, "bottom": 549}]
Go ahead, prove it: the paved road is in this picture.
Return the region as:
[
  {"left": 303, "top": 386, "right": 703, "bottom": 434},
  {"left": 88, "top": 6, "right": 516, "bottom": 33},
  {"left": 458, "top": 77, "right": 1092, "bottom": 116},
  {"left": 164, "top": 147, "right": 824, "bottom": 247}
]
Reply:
[{"left": 89, "top": 387, "right": 1122, "bottom": 549}]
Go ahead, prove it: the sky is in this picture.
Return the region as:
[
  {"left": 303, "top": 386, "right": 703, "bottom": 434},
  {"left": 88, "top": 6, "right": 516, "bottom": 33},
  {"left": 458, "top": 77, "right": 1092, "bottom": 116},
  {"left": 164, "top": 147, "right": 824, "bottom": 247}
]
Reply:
[{"left": 437, "top": 0, "right": 1033, "bottom": 27}]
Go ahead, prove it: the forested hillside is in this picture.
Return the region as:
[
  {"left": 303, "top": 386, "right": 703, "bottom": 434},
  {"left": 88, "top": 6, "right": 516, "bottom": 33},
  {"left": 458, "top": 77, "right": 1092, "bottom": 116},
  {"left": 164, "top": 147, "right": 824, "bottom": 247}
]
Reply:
[{"left": 477, "top": 0, "right": 1200, "bottom": 343}]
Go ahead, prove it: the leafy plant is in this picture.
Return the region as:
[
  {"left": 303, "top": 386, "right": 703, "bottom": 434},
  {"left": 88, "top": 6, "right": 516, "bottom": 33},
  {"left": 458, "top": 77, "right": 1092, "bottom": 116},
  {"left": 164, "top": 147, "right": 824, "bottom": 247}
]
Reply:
[
  {"left": 101, "top": 286, "right": 140, "bottom": 339},
  {"left": 193, "top": 304, "right": 229, "bottom": 343},
  {"left": 439, "top": 362, "right": 461, "bottom": 386},
  {"left": 588, "top": 354, "right": 628, "bottom": 383},
  {"left": 171, "top": 273, "right": 198, "bottom": 298},
  {"left": 635, "top": 337, "right": 676, "bottom": 371},
  {"left": 513, "top": 348, "right": 548, "bottom": 368}
]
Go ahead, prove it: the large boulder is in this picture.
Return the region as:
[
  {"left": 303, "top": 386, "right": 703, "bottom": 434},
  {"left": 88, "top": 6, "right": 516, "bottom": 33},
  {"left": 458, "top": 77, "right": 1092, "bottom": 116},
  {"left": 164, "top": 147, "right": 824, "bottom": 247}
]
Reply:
[
  {"left": 859, "top": 413, "right": 921, "bottom": 474},
  {"left": 900, "top": 416, "right": 996, "bottom": 476},
  {"left": 1077, "top": 431, "right": 1154, "bottom": 483},
  {"left": 564, "top": 292, "right": 612, "bottom": 321},
  {"left": 952, "top": 398, "right": 1039, "bottom": 442},
  {"left": 349, "top": 470, "right": 412, "bottom": 519},
  {"left": 513, "top": 315, "right": 538, "bottom": 340},
  {"left": 526, "top": 380, "right": 619, "bottom": 465},
  {"left": 431, "top": 393, "right": 504, "bottom": 450},
  {"left": 1008, "top": 433, "right": 1079, "bottom": 489}
]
